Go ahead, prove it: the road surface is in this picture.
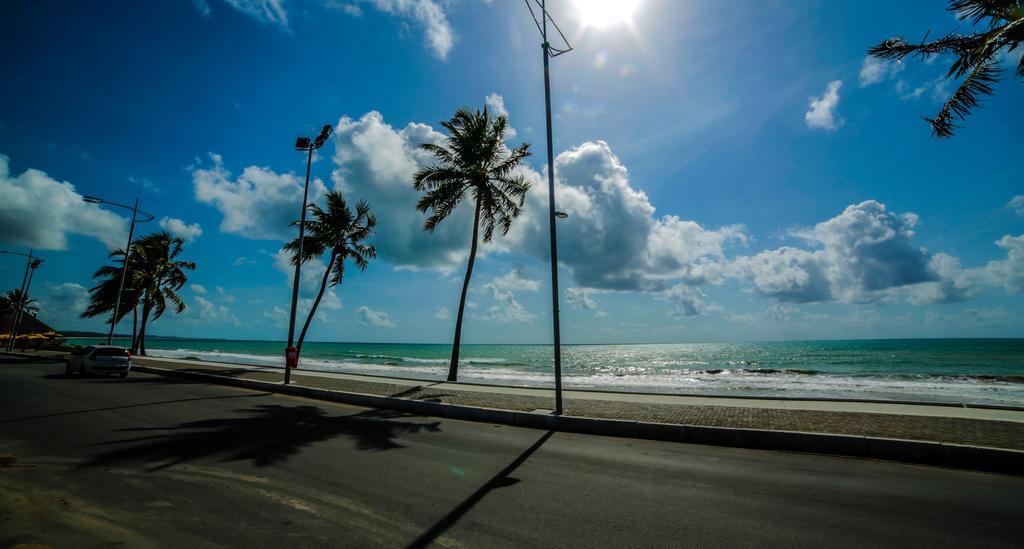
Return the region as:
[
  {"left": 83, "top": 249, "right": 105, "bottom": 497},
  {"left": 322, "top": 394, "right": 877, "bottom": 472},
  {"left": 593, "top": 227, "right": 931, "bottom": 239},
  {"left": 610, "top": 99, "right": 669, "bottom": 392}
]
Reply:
[{"left": 1, "top": 355, "right": 1022, "bottom": 548}]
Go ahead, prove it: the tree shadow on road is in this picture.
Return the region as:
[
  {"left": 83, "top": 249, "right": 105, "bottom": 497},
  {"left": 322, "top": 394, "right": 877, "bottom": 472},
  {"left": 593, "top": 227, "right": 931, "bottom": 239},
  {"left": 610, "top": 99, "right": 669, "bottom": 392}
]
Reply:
[
  {"left": 406, "top": 430, "right": 554, "bottom": 549},
  {"left": 80, "top": 405, "right": 442, "bottom": 471}
]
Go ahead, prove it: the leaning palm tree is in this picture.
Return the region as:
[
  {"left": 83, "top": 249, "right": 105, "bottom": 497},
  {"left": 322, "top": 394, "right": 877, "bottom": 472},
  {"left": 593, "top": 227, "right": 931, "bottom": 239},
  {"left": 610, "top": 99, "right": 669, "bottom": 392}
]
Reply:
[
  {"left": 4, "top": 289, "right": 39, "bottom": 317},
  {"left": 414, "top": 106, "right": 532, "bottom": 381},
  {"left": 284, "top": 191, "right": 376, "bottom": 354},
  {"left": 84, "top": 233, "right": 194, "bottom": 354},
  {"left": 82, "top": 248, "right": 142, "bottom": 346},
  {"left": 868, "top": 0, "right": 1023, "bottom": 137}
]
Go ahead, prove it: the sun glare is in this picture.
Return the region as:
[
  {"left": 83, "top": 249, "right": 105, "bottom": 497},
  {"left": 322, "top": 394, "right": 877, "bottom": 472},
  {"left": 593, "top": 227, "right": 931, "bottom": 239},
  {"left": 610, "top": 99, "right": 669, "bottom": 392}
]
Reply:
[{"left": 573, "top": 0, "right": 641, "bottom": 29}]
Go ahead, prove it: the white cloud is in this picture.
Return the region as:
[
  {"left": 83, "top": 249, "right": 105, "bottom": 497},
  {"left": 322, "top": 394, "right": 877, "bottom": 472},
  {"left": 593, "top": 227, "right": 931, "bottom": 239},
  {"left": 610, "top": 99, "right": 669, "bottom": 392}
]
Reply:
[
  {"left": 859, "top": 56, "right": 903, "bottom": 87},
  {"left": 488, "top": 263, "right": 539, "bottom": 291},
  {"left": 159, "top": 216, "right": 203, "bottom": 242},
  {"left": 193, "top": 152, "right": 327, "bottom": 241},
  {"left": 733, "top": 247, "right": 832, "bottom": 303},
  {"left": 263, "top": 305, "right": 289, "bottom": 327},
  {"left": 480, "top": 265, "right": 539, "bottom": 322},
  {"left": 221, "top": 0, "right": 288, "bottom": 27},
  {"left": 985, "top": 234, "right": 1024, "bottom": 294},
  {"left": 664, "top": 285, "right": 716, "bottom": 317},
  {"left": 234, "top": 256, "right": 258, "bottom": 266},
  {"left": 805, "top": 80, "right": 843, "bottom": 131},
  {"left": 45, "top": 282, "right": 90, "bottom": 317},
  {"left": 1008, "top": 195, "right": 1024, "bottom": 216},
  {"left": 187, "top": 295, "right": 241, "bottom": 326},
  {"left": 0, "top": 154, "right": 126, "bottom": 250},
  {"left": 356, "top": 305, "right": 394, "bottom": 327},
  {"left": 484, "top": 93, "right": 517, "bottom": 140},
  {"left": 193, "top": 0, "right": 212, "bottom": 16},
  {"left": 335, "top": 0, "right": 454, "bottom": 59},
  {"left": 191, "top": 284, "right": 208, "bottom": 295},
  {"left": 565, "top": 288, "right": 597, "bottom": 310},
  {"left": 434, "top": 306, "right": 450, "bottom": 320}
]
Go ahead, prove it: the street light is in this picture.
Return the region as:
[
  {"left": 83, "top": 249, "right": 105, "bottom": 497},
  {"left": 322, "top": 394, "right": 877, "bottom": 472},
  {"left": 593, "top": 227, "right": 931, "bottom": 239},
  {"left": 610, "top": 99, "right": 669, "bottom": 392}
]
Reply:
[
  {"left": 82, "top": 195, "right": 155, "bottom": 346},
  {"left": 285, "top": 123, "right": 333, "bottom": 385},
  {"left": 525, "top": 0, "right": 572, "bottom": 415},
  {"left": 1, "top": 250, "right": 43, "bottom": 352}
]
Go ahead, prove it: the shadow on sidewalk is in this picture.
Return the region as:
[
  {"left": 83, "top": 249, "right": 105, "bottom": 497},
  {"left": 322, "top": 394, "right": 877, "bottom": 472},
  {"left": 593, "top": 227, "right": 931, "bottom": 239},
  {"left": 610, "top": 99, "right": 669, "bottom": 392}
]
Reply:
[
  {"left": 81, "top": 405, "right": 442, "bottom": 470},
  {"left": 406, "top": 430, "right": 555, "bottom": 549}
]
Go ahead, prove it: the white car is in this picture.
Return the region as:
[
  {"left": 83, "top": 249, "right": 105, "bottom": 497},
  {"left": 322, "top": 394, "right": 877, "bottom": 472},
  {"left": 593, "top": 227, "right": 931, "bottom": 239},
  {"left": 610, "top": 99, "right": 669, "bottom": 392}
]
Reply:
[{"left": 66, "top": 345, "right": 132, "bottom": 378}]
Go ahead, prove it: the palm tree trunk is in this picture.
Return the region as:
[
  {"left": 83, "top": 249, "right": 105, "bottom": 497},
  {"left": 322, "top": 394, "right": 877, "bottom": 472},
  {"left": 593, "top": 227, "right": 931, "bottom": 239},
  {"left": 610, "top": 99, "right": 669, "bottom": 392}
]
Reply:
[
  {"left": 448, "top": 198, "right": 481, "bottom": 382},
  {"left": 131, "top": 306, "right": 138, "bottom": 351},
  {"left": 136, "top": 304, "right": 152, "bottom": 356},
  {"left": 296, "top": 251, "right": 337, "bottom": 353}
]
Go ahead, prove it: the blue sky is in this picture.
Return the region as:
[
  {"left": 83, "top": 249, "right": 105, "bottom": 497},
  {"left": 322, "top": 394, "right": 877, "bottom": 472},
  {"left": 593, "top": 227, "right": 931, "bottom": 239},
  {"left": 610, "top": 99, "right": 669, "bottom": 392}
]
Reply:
[{"left": 1, "top": 0, "right": 1022, "bottom": 344}]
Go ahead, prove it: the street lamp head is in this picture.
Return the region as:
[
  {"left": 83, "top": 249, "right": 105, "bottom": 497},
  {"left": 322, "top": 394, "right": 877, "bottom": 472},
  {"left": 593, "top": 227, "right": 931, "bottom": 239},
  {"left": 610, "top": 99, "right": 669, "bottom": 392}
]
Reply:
[
  {"left": 83, "top": 196, "right": 103, "bottom": 204},
  {"left": 554, "top": 211, "right": 569, "bottom": 219},
  {"left": 313, "top": 124, "right": 333, "bottom": 149},
  {"left": 30, "top": 259, "right": 43, "bottom": 269},
  {"left": 295, "top": 137, "right": 311, "bottom": 151}
]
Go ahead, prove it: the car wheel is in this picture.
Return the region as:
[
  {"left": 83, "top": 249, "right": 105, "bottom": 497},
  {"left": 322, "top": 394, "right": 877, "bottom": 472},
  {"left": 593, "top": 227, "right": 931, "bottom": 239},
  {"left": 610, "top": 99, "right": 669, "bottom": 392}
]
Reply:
[
  {"left": 65, "top": 361, "right": 72, "bottom": 375},
  {"left": 119, "top": 372, "right": 128, "bottom": 378}
]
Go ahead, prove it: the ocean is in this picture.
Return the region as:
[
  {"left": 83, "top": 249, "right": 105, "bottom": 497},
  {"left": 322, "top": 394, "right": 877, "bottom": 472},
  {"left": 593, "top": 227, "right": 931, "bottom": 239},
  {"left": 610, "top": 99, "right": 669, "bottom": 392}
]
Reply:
[{"left": 85, "top": 337, "right": 1024, "bottom": 406}]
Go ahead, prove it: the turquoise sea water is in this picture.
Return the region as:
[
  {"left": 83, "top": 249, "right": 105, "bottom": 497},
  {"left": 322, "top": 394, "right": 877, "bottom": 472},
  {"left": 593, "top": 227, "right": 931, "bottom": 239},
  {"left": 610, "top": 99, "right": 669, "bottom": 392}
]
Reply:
[{"left": 81, "top": 338, "right": 1024, "bottom": 406}]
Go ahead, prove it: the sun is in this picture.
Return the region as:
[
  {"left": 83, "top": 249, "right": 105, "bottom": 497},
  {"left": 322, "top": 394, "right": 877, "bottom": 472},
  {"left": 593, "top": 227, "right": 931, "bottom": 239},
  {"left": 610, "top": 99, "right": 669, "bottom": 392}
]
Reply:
[{"left": 573, "top": 0, "right": 641, "bottom": 29}]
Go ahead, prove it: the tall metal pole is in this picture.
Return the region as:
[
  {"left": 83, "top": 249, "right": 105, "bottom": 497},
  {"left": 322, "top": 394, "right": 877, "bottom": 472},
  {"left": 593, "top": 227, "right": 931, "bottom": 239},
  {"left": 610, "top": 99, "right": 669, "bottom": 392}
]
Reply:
[
  {"left": 108, "top": 197, "right": 140, "bottom": 346},
  {"left": 9, "top": 260, "right": 40, "bottom": 350},
  {"left": 541, "top": 0, "right": 564, "bottom": 415},
  {"left": 285, "top": 146, "right": 314, "bottom": 385},
  {"left": 6, "top": 249, "right": 32, "bottom": 351}
]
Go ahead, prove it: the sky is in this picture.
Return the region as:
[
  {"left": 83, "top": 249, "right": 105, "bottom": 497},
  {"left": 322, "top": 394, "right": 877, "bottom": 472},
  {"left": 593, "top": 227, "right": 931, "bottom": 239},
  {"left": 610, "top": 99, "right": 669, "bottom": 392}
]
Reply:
[{"left": 1, "top": 0, "right": 1022, "bottom": 344}]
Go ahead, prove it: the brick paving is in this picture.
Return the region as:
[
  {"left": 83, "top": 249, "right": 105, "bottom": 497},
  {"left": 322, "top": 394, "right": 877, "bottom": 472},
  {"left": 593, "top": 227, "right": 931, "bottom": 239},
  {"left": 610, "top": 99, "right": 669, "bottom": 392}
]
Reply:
[{"left": 132, "top": 357, "right": 1024, "bottom": 451}]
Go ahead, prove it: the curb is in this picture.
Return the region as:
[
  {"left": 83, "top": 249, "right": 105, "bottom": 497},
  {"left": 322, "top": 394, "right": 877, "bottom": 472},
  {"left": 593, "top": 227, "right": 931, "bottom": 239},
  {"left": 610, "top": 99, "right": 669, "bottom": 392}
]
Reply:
[{"left": 131, "top": 364, "right": 1024, "bottom": 476}]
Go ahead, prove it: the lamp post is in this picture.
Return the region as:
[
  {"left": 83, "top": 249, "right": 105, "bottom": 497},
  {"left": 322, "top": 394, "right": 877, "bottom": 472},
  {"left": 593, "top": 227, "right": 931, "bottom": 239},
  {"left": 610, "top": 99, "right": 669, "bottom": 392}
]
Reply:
[
  {"left": 1, "top": 250, "right": 43, "bottom": 352},
  {"left": 526, "top": 0, "right": 572, "bottom": 415},
  {"left": 83, "top": 196, "right": 155, "bottom": 345},
  {"left": 285, "top": 123, "right": 332, "bottom": 384}
]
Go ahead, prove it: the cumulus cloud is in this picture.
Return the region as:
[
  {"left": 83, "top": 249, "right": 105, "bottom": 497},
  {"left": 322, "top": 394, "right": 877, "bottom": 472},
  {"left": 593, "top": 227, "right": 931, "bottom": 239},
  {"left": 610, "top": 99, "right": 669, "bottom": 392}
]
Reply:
[
  {"left": 805, "top": 80, "right": 843, "bottom": 131},
  {"left": 0, "top": 154, "right": 127, "bottom": 250},
  {"left": 985, "top": 234, "right": 1024, "bottom": 294},
  {"left": 505, "top": 141, "right": 747, "bottom": 291},
  {"left": 220, "top": 0, "right": 288, "bottom": 26},
  {"left": 187, "top": 295, "right": 241, "bottom": 326},
  {"left": 191, "top": 284, "right": 208, "bottom": 295},
  {"left": 193, "top": 0, "right": 212, "bottom": 17},
  {"left": 484, "top": 93, "right": 516, "bottom": 140},
  {"left": 480, "top": 264, "right": 538, "bottom": 322},
  {"left": 334, "top": 0, "right": 454, "bottom": 59},
  {"left": 45, "top": 283, "right": 90, "bottom": 317},
  {"left": 1008, "top": 195, "right": 1024, "bottom": 216},
  {"left": 159, "top": 217, "right": 203, "bottom": 242},
  {"left": 859, "top": 56, "right": 903, "bottom": 87},
  {"left": 193, "top": 153, "right": 327, "bottom": 241},
  {"left": 565, "top": 287, "right": 597, "bottom": 310},
  {"left": 434, "top": 306, "right": 450, "bottom": 320},
  {"left": 732, "top": 201, "right": 959, "bottom": 304},
  {"left": 356, "top": 305, "right": 394, "bottom": 327},
  {"left": 664, "top": 285, "right": 716, "bottom": 317}
]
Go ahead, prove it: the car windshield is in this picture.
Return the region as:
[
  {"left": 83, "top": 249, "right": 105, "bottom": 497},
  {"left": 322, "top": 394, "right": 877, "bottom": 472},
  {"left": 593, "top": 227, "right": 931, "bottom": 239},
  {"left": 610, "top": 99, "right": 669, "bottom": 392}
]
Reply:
[{"left": 93, "top": 348, "right": 129, "bottom": 357}]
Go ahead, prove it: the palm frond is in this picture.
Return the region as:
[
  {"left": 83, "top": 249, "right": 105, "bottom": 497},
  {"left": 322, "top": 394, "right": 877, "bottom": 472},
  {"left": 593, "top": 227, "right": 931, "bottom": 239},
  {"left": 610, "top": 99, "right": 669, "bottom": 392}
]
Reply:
[{"left": 927, "top": 58, "right": 1001, "bottom": 137}]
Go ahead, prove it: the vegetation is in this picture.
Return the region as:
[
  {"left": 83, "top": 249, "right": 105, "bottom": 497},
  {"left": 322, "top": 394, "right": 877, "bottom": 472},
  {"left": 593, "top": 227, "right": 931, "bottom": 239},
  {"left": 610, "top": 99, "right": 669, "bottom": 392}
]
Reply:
[
  {"left": 82, "top": 232, "right": 195, "bottom": 355},
  {"left": 2, "top": 289, "right": 39, "bottom": 317},
  {"left": 284, "top": 190, "right": 376, "bottom": 354},
  {"left": 869, "top": 0, "right": 1024, "bottom": 137},
  {"left": 414, "top": 106, "right": 532, "bottom": 382}
]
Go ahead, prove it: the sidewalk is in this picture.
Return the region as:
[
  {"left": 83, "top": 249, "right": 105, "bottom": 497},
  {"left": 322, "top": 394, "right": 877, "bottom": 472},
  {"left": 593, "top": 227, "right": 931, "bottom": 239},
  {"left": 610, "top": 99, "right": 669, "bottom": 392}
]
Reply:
[
  {"left": 126, "top": 355, "right": 1024, "bottom": 452},
  {"left": 12, "top": 350, "right": 1022, "bottom": 472}
]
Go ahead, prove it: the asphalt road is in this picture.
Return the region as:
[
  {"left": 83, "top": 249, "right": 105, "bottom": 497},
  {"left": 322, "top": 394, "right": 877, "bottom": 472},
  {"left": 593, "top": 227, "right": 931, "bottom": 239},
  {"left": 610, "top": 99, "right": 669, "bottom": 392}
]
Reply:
[{"left": 2, "top": 355, "right": 1023, "bottom": 548}]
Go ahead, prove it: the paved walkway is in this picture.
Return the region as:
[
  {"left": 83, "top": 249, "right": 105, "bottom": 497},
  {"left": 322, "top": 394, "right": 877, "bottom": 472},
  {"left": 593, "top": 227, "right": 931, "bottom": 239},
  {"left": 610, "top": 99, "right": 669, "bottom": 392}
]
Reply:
[{"left": 113, "top": 355, "right": 1024, "bottom": 451}]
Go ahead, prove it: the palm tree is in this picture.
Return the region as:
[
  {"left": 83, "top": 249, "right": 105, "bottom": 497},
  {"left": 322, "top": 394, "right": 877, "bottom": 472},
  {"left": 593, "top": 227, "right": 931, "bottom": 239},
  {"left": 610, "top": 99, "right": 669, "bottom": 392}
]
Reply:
[
  {"left": 4, "top": 289, "right": 39, "bottom": 317},
  {"left": 82, "top": 248, "right": 142, "bottom": 345},
  {"left": 83, "top": 232, "right": 194, "bottom": 354},
  {"left": 283, "top": 191, "right": 376, "bottom": 354},
  {"left": 868, "top": 0, "right": 1023, "bottom": 137},
  {"left": 414, "top": 106, "right": 532, "bottom": 381}
]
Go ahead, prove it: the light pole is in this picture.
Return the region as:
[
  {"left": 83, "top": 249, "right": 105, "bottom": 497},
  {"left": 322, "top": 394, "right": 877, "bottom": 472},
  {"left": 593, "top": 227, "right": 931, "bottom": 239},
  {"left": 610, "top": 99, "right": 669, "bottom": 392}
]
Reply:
[
  {"left": 2, "top": 250, "right": 43, "bottom": 352},
  {"left": 285, "top": 123, "right": 332, "bottom": 384},
  {"left": 83, "top": 196, "right": 155, "bottom": 345},
  {"left": 526, "top": 0, "right": 572, "bottom": 415}
]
